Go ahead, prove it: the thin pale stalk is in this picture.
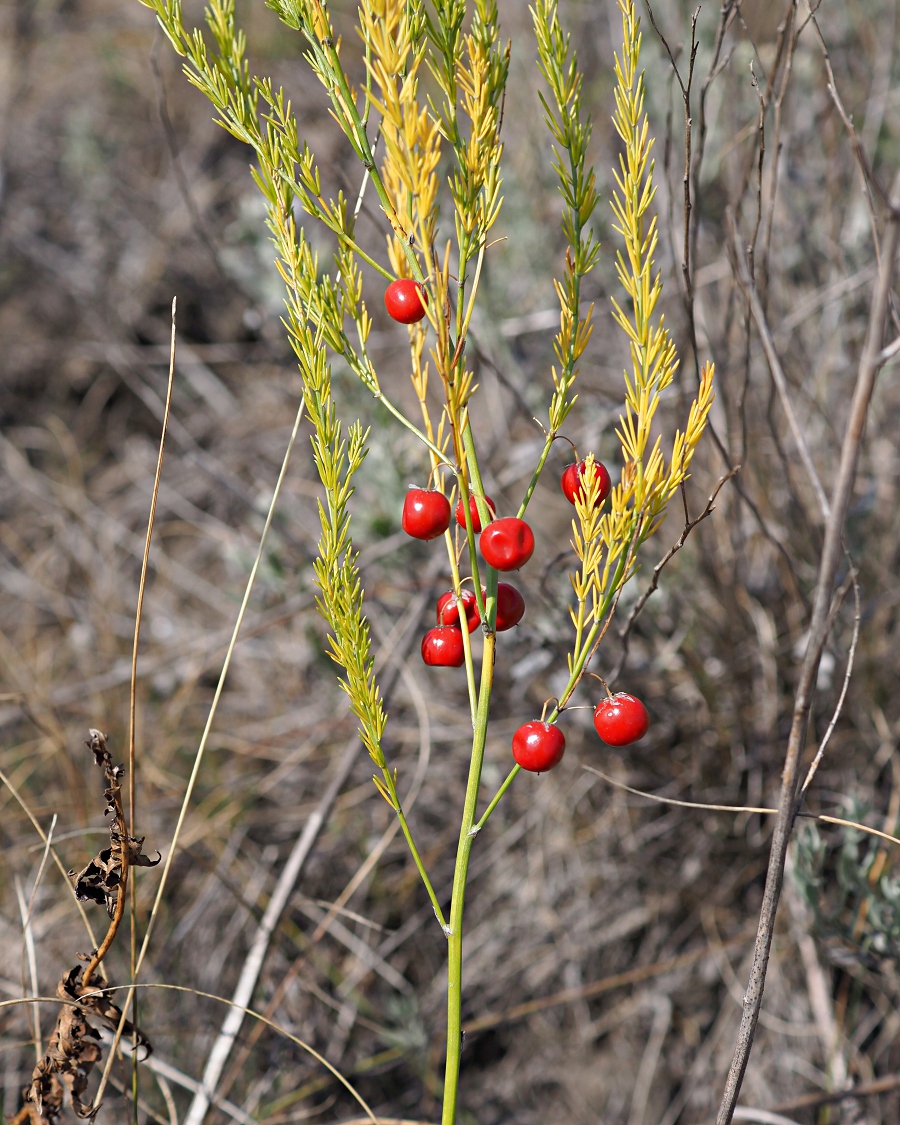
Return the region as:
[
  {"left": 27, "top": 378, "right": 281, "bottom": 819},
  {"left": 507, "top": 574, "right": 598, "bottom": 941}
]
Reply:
[
  {"left": 459, "top": 241, "right": 486, "bottom": 345},
  {"left": 128, "top": 296, "right": 175, "bottom": 1125},
  {"left": 376, "top": 391, "right": 454, "bottom": 466},
  {"left": 313, "top": 26, "right": 425, "bottom": 286},
  {"left": 86, "top": 982, "right": 380, "bottom": 1125}
]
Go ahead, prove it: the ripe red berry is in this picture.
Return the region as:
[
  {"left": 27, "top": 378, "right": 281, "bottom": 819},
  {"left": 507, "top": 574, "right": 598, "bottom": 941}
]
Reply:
[
  {"left": 512, "top": 721, "right": 566, "bottom": 773},
  {"left": 437, "top": 589, "right": 480, "bottom": 633},
  {"left": 402, "top": 489, "right": 451, "bottom": 540},
  {"left": 593, "top": 693, "right": 649, "bottom": 746},
  {"left": 495, "top": 582, "right": 525, "bottom": 631},
  {"left": 421, "top": 625, "right": 465, "bottom": 667},
  {"left": 455, "top": 494, "right": 496, "bottom": 533},
  {"left": 384, "top": 279, "right": 428, "bottom": 324},
  {"left": 479, "top": 517, "right": 535, "bottom": 571},
  {"left": 561, "top": 458, "right": 611, "bottom": 508}
]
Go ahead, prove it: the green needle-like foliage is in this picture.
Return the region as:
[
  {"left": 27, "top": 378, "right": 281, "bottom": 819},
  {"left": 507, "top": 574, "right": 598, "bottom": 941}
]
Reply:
[{"left": 532, "top": 0, "right": 600, "bottom": 435}]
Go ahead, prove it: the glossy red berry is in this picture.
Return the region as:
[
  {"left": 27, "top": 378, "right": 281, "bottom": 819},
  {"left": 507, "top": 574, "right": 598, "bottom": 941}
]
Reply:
[
  {"left": 495, "top": 582, "right": 525, "bottom": 631},
  {"left": 561, "top": 459, "right": 611, "bottom": 508},
  {"left": 421, "top": 626, "right": 465, "bottom": 667},
  {"left": 480, "top": 517, "right": 535, "bottom": 571},
  {"left": 437, "top": 589, "right": 480, "bottom": 633},
  {"left": 402, "top": 489, "right": 451, "bottom": 541},
  {"left": 512, "top": 721, "right": 566, "bottom": 773},
  {"left": 455, "top": 494, "right": 496, "bottom": 533},
  {"left": 593, "top": 693, "right": 649, "bottom": 746},
  {"left": 384, "top": 279, "right": 428, "bottom": 324}
]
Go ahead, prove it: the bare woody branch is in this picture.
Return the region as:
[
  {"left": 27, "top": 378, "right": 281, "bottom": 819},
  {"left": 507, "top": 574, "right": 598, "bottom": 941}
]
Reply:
[{"left": 715, "top": 172, "right": 900, "bottom": 1125}]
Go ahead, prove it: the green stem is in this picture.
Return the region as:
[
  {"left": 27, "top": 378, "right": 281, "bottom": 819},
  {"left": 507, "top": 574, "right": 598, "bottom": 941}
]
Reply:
[
  {"left": 442, "top": 630, "right": 495, "bottom": 1125},
  {"left": 461, "top": 423, "right": 493, "bottom": 541},
  {"left": 444, "top": 529, "right": 478, "bottom": 727},
  {"left": 472, "top": 764, "right": 519, "bottom": 834},
  {"left": 459, "top": 424, "right": 492, "bottom": 626},
  {"left": 472, "top": 541, "right": 634, "bottom": 842},
  {"left": 318, "top": 36, "right": 426, "bottom": 285},
  {"left": 455, "top": 235, "right": 470, "bottom": 343},
  {"left": 516, "top": 432, "right": 555, "bottom": 519},
  {"left": 385, "top": 778, "right": 448, "bottom": 931},
  {"left": 553, "top": 526, "right": 639, "bottom": 715},
  {"left": 375, "top": 393, "right": 454, "bottom": 466},
  {"left": 282, "top": 172, "right": 395, "bottom": 280}
]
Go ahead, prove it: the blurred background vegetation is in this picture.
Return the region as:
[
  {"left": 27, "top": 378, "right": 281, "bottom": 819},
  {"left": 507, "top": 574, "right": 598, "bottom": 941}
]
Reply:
[{"left": 2, "top": 0, "right": 900, "bottom": 1122}]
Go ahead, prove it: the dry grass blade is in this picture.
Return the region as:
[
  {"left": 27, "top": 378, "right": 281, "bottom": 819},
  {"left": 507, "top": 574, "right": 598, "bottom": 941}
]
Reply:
[
  {"left": 0, "top": 769, "right": 102, "bottom": 960},
  {"left": 182, "top": 736, "right": 362, "bottom": 1125},
  {"left": 15, "top": 878, "right": 42, "bottom": 1062},
  {"left": 90, "top": 388, "right": 308, "bottom": 1111},
  {"left": 98, "top": 984, "right": 379, "bottom": 1124},
  {"left": 16, "top": 814, "right": 57, "bottom": 1061},
  {"left": 130, "top": 297, "right": 177, "bottom": 831}
]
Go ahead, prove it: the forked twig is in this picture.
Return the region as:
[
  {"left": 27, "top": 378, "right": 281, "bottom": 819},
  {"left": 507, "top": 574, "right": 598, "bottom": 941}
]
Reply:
[
  {"left": 800, "top": 566, "right": 861, "bottom": 795},
  {"left": 728, "top": 215, "right": 829, "bottom": 519},
  {"left": 715, "top": 173, "right": 900, "bottom": 1125},
  {"left": 644, "top": 1, "right": 702, "bottom": 379},
  {"left": 611, "top": 469, "right": 739, "bottom": 682}
]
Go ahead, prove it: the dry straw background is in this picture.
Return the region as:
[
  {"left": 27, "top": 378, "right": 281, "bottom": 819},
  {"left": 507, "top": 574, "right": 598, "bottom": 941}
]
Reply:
[{"left": 2, "top": 0, "right": 900, "bottom": 1122}]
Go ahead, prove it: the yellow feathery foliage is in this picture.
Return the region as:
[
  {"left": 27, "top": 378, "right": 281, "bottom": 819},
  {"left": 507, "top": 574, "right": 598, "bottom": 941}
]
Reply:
[
  {"left": 360, "top": 0, "right": 441, "bottom": 278},
  {"left": 563, "top": 0, "right": 714, "bottom": 682}
]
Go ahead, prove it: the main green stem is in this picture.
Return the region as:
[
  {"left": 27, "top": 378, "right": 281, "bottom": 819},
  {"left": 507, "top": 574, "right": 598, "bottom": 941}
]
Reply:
[{"left": 442, "top": 629, "right": 495, "bottom": 1125}]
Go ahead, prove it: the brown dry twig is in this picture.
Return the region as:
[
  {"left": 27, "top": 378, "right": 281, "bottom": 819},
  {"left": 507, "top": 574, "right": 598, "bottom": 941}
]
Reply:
[
  {"left": 715, "top": 174, "right": 900, "bottom": 1125},
  {"left": 644, "top": 2, "right": 702, "bottom": 379},
  {"left": 610, "top": 468, "right": 739, "bottom": 682}
]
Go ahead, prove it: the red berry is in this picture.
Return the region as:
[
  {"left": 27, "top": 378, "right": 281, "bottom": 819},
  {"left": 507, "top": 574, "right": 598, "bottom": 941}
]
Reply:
[
  {"left": 455, "top": 494, "right": 496, "bottom": 533},
  {"left": 495, "top": 582, "right": 525, "bottom": 631},
  {"left": 421, "top": 625, "right": 465, "bottom": 667},
  {"left": 561, "top": 459, "right": 611, "bottom": 508},
  {"left": 593, "top": 693, "right": 649, "bottom": 746},
  {"left": 512, "top": 721, "right": 566, "bottom": 773},
  {"left": 385, "top": 279, "right": 428, "bottom": 324},
  {"left": 479, "top": 517, "right": 535, "bottom": 571},
  {"left": 437, "top": 589, "right": 480, "bottom": 633},
  {"left": 402, "top": 489, "right": 451, "bottom": 540}
]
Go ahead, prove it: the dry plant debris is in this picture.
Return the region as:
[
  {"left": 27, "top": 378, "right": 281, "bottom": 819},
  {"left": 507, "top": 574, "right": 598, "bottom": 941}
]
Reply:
[{"left": 11, "top": 733, "right": 154, "bottom": 1125}]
